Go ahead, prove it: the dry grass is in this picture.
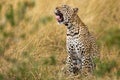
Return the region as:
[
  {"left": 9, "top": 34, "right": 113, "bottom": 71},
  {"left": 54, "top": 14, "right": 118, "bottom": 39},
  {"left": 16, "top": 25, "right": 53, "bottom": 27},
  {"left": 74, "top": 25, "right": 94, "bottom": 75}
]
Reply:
[{"left": 0, "top": 0, "right": 120, "bottom": 80}]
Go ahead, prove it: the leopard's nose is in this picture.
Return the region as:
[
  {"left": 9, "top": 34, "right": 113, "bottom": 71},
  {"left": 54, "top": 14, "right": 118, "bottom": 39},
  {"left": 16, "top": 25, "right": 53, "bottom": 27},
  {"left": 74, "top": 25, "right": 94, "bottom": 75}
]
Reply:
[
  {"left": 55, "top": 7, "right": 58, "bottom": 14},
  {"left": 55, "top": 8, "right": 60, "bottom": 14},
  {"left": 55, "top": 7, "right": 61, "bottom": 12},
  {"left": 55, "top": 7, "right": 58, "bottom": 10}
]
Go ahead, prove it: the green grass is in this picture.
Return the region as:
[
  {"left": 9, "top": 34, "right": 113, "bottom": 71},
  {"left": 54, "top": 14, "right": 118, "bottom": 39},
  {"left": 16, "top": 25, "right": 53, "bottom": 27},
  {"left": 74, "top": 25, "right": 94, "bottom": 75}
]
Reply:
[
  {"left": 94, "top": 59, "right": 117, "bottom": 77},
  {"left": 5, "top": 4, "right": 15, "bottom": 26}
]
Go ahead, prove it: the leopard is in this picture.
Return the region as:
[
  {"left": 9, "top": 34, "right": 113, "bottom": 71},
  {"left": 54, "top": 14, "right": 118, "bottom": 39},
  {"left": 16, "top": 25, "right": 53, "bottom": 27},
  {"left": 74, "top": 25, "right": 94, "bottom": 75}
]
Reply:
[{"left": 54, "top": 5, "right": 100, "bottom": 76}]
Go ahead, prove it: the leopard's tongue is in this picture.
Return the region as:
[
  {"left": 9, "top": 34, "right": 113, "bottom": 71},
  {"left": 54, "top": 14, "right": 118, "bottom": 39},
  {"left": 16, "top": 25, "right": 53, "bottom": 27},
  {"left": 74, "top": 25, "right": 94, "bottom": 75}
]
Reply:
[{"left": 56, "top": 15, "right": 61, "bottom": 21}]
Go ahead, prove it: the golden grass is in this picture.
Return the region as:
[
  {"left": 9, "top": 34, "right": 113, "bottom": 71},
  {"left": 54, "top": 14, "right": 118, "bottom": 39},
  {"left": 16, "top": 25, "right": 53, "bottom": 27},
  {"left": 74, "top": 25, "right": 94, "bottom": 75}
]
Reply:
[{"left": 0, "top": 0, "right": 120, "bottom": 80}]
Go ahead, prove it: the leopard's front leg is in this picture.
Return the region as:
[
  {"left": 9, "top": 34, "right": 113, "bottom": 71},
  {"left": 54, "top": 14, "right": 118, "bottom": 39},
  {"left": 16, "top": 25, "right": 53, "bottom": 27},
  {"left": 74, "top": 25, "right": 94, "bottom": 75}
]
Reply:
[{"left": 65, "top": 55, "right": 80, "bottom": 75}]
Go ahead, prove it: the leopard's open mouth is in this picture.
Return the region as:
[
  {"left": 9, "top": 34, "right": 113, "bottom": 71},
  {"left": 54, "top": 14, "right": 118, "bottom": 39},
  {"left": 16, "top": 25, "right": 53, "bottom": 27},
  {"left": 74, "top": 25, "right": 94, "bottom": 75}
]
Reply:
[{"left": 54, "top": 10, "right": 64, "bottom": 23}]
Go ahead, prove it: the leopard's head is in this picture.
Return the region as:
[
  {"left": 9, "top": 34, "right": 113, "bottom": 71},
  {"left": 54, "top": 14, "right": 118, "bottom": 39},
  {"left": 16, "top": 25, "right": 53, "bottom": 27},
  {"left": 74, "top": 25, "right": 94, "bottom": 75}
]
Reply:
[{"left": 54, "top": 5, "right": 78, "bottom": 25}]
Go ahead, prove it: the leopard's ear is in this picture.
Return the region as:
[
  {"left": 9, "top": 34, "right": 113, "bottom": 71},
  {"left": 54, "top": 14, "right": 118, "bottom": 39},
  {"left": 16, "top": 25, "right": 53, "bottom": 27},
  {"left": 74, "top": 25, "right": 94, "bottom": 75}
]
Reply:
[{"left": 73, "top": 8, "right": 78, "bottom": 14}]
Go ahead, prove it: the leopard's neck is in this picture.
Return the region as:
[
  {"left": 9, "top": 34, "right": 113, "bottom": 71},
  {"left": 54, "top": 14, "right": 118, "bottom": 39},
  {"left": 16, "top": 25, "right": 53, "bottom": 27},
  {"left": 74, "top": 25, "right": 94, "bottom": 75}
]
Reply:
[{"left": 66, "top": 15, "right": 87, "bottom": 37}]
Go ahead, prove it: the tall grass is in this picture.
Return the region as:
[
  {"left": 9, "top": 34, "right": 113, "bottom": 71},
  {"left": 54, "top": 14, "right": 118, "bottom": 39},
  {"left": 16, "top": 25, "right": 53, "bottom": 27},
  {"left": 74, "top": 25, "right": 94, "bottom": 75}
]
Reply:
[{"left": 0, "top": 0, "right": 120, "bottom": 80}]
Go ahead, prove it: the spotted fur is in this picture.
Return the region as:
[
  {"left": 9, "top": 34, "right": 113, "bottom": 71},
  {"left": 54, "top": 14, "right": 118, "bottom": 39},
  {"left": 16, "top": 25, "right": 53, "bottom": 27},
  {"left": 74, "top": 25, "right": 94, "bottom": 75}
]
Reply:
[{"left": 55, "top": 5, "right": 99, "bottom": 76}]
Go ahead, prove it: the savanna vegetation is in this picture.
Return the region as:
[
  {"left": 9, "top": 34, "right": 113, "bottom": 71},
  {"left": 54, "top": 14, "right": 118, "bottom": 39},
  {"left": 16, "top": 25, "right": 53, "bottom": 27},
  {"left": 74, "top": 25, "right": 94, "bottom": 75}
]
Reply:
[{"left": 0, "top": 0, "right": 120, "bottom": 80}]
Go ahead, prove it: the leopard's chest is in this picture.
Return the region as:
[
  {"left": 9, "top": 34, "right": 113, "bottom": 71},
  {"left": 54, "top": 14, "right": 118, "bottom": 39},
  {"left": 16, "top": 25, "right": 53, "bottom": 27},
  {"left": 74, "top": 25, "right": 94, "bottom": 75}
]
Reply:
[
  {"left": 66, "top": 36, "right": 84, "bottom": 58},
  {"left": 66, "top": 36, "right": 79, "bottom": 48}
]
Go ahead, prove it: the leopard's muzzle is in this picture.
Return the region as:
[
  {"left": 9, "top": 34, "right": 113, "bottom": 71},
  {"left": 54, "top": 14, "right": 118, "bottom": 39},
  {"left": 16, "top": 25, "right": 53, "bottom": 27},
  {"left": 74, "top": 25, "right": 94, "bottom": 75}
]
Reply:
[{"left": 54, "top": 9, "right": 64, "bottom": 23}]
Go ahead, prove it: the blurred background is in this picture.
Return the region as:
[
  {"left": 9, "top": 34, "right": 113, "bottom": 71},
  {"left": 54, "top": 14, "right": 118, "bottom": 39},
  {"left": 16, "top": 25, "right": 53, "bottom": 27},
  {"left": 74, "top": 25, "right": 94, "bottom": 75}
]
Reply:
[{"left": 0, "top": 0, "right": 120, "bottom": 80}]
